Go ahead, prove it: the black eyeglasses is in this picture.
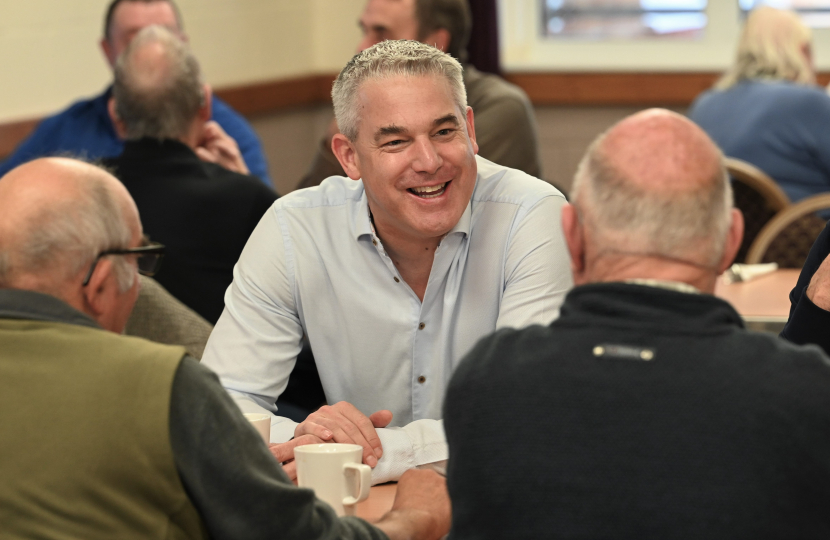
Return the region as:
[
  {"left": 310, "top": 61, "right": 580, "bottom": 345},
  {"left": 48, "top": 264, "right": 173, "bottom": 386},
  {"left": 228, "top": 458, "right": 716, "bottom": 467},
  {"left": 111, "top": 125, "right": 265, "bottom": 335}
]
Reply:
[{"left": 82, "top": 243, "right": 166, "bottom": 286}]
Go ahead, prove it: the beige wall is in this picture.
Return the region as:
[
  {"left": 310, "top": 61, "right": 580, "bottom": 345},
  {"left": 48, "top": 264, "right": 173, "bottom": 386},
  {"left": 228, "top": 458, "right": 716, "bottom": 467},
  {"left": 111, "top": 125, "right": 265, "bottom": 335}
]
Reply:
[{"left": 0, "top": 0, "right": 364, "bottom": 123}]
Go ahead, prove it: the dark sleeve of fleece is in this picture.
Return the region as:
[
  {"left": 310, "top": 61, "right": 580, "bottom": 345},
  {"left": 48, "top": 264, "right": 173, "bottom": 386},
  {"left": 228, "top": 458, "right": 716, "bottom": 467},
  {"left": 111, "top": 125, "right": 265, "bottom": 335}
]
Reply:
[
  {"left": 169, "top": 356, "right": 389, "bottom": 540},
  {"left": 781, "top": 221, "right": 830, "bottom": 355}
]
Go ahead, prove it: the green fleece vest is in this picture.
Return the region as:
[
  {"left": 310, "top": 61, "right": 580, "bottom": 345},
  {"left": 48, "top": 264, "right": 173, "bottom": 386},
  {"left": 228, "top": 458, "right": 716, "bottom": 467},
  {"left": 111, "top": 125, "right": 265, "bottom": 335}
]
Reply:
[{"left": 0, "top": 318, "right": 208, "bottom": 540}]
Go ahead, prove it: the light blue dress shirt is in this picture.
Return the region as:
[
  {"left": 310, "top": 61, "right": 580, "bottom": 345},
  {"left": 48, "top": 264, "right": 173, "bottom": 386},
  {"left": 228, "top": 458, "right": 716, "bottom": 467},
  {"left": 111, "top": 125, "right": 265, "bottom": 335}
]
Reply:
[{"left": 202, "top": 156, "right": 573, "bottom": 483}]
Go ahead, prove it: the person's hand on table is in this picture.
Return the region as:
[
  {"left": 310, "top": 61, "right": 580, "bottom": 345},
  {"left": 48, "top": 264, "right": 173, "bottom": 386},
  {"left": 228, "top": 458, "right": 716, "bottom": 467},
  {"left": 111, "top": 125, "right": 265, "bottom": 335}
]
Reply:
[
  {"left": 375, "top": 469, "right": 451, "bottom": 540},
  {"left": 806, "top": 253, "right": 830, "bottom": 311},
  {"left": 194, "top": 120, "right": 250, "bottom": 175},
  {"left": 269, "top": 434, "right": 325, "bottom": 482},
  {"left": 294, "top": 401, "right": 392, "bottom": 468}
]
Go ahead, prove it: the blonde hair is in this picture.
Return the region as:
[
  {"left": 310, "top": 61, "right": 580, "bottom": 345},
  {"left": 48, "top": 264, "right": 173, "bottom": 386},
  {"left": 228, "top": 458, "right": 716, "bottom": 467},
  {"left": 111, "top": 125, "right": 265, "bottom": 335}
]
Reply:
[{"left": 717, "top": 6, "right": 814, "bottom": 90}]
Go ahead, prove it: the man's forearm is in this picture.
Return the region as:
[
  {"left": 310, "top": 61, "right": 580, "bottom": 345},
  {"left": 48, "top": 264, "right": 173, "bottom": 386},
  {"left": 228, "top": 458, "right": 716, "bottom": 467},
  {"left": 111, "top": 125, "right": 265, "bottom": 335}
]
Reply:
[{"left": 374, "top": 510, "right": 441, "bottom": 540}]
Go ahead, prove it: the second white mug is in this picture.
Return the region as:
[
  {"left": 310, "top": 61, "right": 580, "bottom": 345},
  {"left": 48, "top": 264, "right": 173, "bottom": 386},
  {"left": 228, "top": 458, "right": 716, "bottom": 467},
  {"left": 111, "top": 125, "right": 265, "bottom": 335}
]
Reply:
[{"left": 243, "top": 413, "right": 271, "bottom": 443}]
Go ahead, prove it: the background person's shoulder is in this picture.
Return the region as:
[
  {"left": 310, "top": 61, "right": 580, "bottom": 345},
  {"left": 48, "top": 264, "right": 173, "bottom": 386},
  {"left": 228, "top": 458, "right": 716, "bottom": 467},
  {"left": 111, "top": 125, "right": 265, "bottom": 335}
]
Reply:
[{"left": 473, "top": 155, "right": 564, "bottom": 205}]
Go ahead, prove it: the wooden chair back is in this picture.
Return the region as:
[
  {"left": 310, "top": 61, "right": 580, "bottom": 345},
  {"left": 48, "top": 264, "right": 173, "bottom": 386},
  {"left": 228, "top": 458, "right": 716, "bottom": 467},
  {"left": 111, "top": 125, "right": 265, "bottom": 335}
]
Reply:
[
  {"left": 745, "top": 194, "right": 830, "bottom": 268},
  {"left": 725, "top": 158, "right": 791, "bottom": 263}
]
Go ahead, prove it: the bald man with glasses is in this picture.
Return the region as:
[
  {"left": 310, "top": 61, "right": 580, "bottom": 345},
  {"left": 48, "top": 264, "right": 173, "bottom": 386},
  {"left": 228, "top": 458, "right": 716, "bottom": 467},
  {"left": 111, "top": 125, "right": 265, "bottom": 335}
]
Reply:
[
  {"left": 0, "top": 157, "right": 451, "bottom": 540},
  {"left": 81, "top": 239, "right": 165, "bottom": 286}
]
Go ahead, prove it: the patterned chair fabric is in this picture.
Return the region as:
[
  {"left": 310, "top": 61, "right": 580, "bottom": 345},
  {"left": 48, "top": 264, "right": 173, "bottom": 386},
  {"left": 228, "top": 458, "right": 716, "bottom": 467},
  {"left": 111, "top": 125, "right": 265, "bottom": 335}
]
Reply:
[
  {"left": 725, "top": 158, "right": 790, "bottom": 263},
  {"left": 746, "top": 194, "right": 830, "bottom": 268},
  {"left": 125, "top": 275, "right": 213, "bottom": 359}
]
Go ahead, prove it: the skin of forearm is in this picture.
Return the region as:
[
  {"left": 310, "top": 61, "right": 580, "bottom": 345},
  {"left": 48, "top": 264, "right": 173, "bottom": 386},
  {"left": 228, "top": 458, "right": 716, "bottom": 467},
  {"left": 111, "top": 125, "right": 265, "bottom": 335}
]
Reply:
[{"left": 374, "top": 509, "right": 442, "bottom": 540}]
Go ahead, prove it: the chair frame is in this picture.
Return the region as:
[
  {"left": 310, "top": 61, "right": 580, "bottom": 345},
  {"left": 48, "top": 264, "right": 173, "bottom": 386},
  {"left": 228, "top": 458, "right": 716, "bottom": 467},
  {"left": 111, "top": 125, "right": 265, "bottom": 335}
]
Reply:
[
  {"left": 725, "top": 157, "right": 790, "bottom": 212},
  {"left": 745, "top": 193, "right": 830, "bottom": 265}
]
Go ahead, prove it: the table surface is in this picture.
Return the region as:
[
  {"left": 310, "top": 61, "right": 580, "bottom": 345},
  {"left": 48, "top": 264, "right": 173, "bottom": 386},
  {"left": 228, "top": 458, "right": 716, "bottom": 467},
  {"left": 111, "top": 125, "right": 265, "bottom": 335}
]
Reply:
[
  {"left": 355, "top": 484, "right": 397, "bottom": 522},
  {"left": 713, "top": 268, "right": 799, "bottom": 322}
]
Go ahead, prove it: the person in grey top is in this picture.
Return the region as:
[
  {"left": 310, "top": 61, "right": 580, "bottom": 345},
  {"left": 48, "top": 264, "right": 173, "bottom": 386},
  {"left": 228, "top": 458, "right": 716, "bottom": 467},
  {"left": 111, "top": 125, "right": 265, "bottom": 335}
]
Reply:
[{"left": 0, "top": 157, "right": 450, "bottom": 540}]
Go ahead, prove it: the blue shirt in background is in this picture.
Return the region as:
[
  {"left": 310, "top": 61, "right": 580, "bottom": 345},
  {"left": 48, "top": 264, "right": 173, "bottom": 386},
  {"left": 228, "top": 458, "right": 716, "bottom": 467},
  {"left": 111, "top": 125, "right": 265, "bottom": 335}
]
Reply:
[
  {"left": 689, "top": 80, "right": 830, "bottom": 204},
  {"left": 0, "top": 86, "right": 272, "bottom": 187}
]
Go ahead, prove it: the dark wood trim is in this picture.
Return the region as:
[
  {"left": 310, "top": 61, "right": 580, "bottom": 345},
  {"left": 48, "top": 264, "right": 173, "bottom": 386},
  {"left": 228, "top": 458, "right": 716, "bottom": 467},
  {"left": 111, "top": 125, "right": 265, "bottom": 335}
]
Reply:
[
  {"left": 214, "top": 73, "right": 336, "bottom": 116},
  {"left": 504, "top": 72, "right": 721, "bottom": 106},
  {"left": 3, "top": 71, "right": 830, "bottom": 159}
]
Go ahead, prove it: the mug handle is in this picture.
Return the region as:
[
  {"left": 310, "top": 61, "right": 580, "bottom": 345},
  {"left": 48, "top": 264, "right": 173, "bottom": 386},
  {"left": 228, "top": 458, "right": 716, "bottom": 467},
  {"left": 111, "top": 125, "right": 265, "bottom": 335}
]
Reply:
[{"left": 342, "top": 463, "right": 372, "bottom": 506}]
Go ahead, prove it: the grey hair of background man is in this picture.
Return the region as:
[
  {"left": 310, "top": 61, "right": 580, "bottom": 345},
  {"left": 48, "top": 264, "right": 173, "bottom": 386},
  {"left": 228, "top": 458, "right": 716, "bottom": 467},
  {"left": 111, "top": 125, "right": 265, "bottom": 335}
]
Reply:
[
  {"left": 332, "top": 40, "right": 467, "bottom": 142},
  {"left": 113, "top": 25, "right": 203, "bottom": 141},
  {"left": 570, "top": 130, "right": 733, "bottom": 268},
  {"left": 717, "top": 6, "right": 814, "bottom": 90},
  {"left": 0, "top": 162, "right": 135, "bottom": 294}
]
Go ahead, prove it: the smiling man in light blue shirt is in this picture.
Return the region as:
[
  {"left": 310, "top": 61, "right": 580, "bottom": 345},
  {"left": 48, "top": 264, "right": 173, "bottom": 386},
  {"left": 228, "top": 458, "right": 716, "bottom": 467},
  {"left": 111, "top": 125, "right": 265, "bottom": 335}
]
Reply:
[{"left": 201, "top": 40, "right": 572, "bottom": 484}]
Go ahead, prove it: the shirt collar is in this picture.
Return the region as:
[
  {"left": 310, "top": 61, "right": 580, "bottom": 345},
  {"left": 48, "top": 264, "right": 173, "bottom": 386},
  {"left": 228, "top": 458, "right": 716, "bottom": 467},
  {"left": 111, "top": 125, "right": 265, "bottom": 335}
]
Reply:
[
  {"left": 352, "top": 185, "right": 374, "bottom": 241},
  {"left": 624, "top": 279, "right": 701, "bottom": 295},
  {"left": 350, "top": 181, "right": 473, "bottom": 241},
  {"left": 0, "top": 289, "right": 101, "bottom": 330}
]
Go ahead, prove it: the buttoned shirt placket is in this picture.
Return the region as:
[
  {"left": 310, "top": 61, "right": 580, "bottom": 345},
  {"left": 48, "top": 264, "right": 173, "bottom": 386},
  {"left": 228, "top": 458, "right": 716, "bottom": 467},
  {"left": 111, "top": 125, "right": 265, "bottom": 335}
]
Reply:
[{"left": 367, "top": 216, "right": 467, "bottom": 421}]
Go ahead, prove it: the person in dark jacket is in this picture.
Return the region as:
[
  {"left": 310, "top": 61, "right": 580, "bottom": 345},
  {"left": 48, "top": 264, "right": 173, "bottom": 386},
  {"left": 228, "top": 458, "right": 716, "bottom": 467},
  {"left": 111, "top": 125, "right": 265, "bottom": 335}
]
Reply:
[
  {"left": 103, "top": 25, "right": 277, "bottom": 324},
  {"left": 780, "top": 220, "right": 830, "bottom": 354},
  {"left": 444, "top": 109, "right": 830, "bottom": 540}
]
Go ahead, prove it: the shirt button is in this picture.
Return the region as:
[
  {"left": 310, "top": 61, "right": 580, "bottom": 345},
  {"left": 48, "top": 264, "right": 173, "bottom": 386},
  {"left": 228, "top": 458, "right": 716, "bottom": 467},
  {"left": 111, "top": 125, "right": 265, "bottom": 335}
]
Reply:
[
  {"left": 418, "top": 322, "right": 425, "bottom": 330},
  {"left": 417, "top": 376, "right": 426, "bottom": 384},
  {"left": 372, "top": 239, "right": 378, "bottom": 246},
  {"left": 394, "top": 277, "right": 400, "bottom": 283}
]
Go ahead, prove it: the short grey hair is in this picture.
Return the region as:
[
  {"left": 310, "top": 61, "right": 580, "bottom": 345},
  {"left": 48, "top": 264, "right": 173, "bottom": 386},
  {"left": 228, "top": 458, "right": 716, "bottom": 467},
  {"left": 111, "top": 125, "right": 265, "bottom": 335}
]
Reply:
[
  {"left": 332, "top": 40, "right": 467, "bottom": 141},
  {"left": 571, "top": 133, "right": 733, "bottom": 268},
  {"left": 0, "top": 163, "right": 135, "bottom": 293},
  {"left": 717, "top": 6, "right": 814, "bottom": 90},
  {"left": 113, "top": 25, "right": 203, "bottom": 140}
]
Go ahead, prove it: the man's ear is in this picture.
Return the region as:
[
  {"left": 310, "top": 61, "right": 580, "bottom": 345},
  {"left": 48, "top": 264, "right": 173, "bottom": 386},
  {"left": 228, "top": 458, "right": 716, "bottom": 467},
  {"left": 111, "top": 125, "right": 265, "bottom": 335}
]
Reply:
[
  {"left": 465, "top": 106, "right": 478, "bottom": 155},
  {"left": 199, "top": 83, "right": 213, "bottom": 122},
  {"left": 422, "top": 28, "right": 451, "bottom": 54},
  {"left": 717, "top": 208, "right": 745, "bottom": 275},
  {"left": 100, "top": 38, "right": 117, "bottom": 68},
  {"left": 107, "top": 97, "right": 128, "bottom": 140},
  {"left": 332, "top": 134, "right": 362, "bottom": 180},
  {"left": 82, "top": 258, "right": 118, "bottom": 328},
  {"left": 562, "top": 203, "right": 587, "bottom": 285}
]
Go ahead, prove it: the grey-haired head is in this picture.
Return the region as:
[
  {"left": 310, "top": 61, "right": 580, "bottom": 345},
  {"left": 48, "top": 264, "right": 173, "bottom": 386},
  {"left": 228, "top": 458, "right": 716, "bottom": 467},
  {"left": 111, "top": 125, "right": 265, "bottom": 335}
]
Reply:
[
  {"left": 332, "top": 40, "right": 466, "bottom": 141},
  {"left": 113, "top": 25, "right": 203, "bottom": 141}
]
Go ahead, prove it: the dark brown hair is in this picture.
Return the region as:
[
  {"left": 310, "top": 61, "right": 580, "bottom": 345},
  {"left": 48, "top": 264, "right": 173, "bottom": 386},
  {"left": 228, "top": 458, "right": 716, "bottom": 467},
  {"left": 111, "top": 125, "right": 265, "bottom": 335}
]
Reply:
[
  {"left": 415, "top": 0, "right": 471, "bottom": 61},
  {"left": 103, "top": 0, "right": 183, "bottom": 40}
]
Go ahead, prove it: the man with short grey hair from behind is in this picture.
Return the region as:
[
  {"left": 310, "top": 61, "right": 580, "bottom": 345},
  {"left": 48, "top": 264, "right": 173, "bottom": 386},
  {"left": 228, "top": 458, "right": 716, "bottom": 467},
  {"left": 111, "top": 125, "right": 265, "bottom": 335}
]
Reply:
[
  {"left": 202, "top": 39, "right": 572, "bottom": 484},
  {"left": 0, "top": 157, "right": 451, "bottom": 540},
  {"left": 0, "top": 0, "right": 272, "bottom": 185},
  {"left": 444, "top": 109, "right": 830, "bottom": 539},
  {"left": 103, "top": 25, "right": 278, "bottom": 325}
]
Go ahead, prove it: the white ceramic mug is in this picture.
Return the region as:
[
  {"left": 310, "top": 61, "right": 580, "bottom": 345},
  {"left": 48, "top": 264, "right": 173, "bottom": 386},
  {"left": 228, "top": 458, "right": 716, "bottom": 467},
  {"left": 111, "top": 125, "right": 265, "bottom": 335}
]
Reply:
[
  {"left": 295, "top": 443, "right": 372, "bottom": 516},
  {"left": 243, "top": 413, "right": 271, "bottom": 443}
]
